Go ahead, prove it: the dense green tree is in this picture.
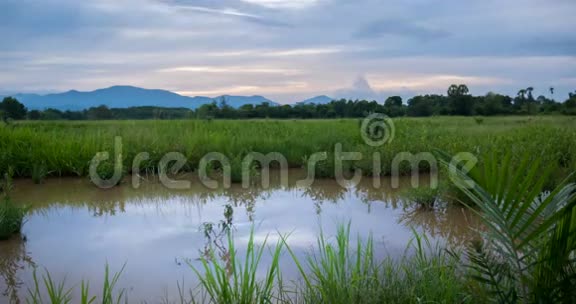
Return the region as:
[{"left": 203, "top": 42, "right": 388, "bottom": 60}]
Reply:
[
  {"left": 196, "top": 102, "right": 219, "bottom": 119},
  {"left": 407, "top": 96, "right": 434, "bottom": 117},
  {"left": 87, "top": 105, "right": 113, "bottom": 120},
  {"left": 28, "top": 110, "right": 42, "bottom": 120},
  {"left": 384, "top": 96, "right": 405, "bottom": 117},
  {"left": 41, "top": 108, "right": 63, "bottom": 120},
  {"left": 564, "top": 92, "right": 576, "bottom": 115},
  {"left": 447, "top": 84, "right": 473, "bottom": 115},
  {"left": 475, "top": 92, "right": 510, "bottom": 115},
  {"left": 0, "top": 97, "right": 27, "bottom": 120},
  {"left": 537, "top": 95, "right": 561, "bottom": 113}
]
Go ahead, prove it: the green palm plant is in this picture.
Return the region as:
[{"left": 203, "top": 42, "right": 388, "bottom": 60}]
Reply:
[{"left": 436, "top": 150, "right": 576, "bottom": 303}]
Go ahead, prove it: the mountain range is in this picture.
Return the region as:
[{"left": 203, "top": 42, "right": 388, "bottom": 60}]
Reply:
[
  {"left": 297, "top": 95, "right": 334, "bottom": 105},
  {"left": 1, "top": 86, "right": 339, "bottom": 111}
]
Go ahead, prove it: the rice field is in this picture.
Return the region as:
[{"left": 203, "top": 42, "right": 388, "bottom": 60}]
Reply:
[
  {"left": 2, "top": 116, "right": 576, "bottom": 303},
  {"left": 1, "top": 116, "right": 575, "bottom": 184}
]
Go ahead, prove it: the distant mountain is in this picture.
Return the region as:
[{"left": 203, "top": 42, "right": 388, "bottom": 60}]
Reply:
[
  {"left": 6, "top": 86, "right": 279, "bottom": 110},
  {"left": 213, "top": 95, "right": 278, "bottom": 108},
  {"left": 298, "top": 95, "right": 334, "bottom": 105}
]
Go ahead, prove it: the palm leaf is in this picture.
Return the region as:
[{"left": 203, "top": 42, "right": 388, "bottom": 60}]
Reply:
[{"left": 435, "top": 149, "right": 576, "bottom": 302}]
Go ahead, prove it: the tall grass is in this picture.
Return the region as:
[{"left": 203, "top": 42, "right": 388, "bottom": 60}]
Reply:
[
  {"left": 0, "top": 198, "right": 26, "bottom": 240},
  {"left": 0, "top": 170, "right": 27, "bottom": 240},
  {"left": 190, "top": 228, "right": 284, "bottom": 304},
  {"left": 26, "top": 264, "right": 127, "bottom": 304},
  {"left": 1, "top": 117, "right": 575, "bottom": 184},
  {"left": 184, "top": 223, "right": 469, "bottom": 304},
  {"left": 285, "top": 224, "right": 468, "bottom": 304},
  {"left": 17, "top": 227, "right": 468, "bottom": 303}
]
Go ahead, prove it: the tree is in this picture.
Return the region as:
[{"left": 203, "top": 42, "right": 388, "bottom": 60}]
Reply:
[
  {"left": 447, "top": 84, "right": 460, "bottom": 97},
  {"left": 87, "top": 105, "right": 113, "bottom": 120},
  {"left": 384, "top": 96, "right": 405, "bottom": 117},
  {"left": 0, "top": 97, "right": 27, "bottom": 120},
  {"left": 384, "top": 96, "right": 402, "bottom": 107},
  {"left": 517, "top": 89, "right": 527, "bottom": 100},
  {"left": 565, "top": 93, "right": 576, "bottom": 115},
  {"left": 447, "top": 84, "right": 473, "bottom": 115},
  {"left": 407, "top": 96, "right": 434, "bottom": 117},
  {"left": 448, "top": 84, "right": 469, "bottom": 97},
  {"left": 41, "top": 108, "right": 63, "bottom": 120},
  {"left": 28, "top": 110, "right": 41, "bottom": 120},
  {"left": 526, "top": 87, "right": 534, "bottom": 101},
  {"left": 477, "top": 92, "right": 508, "bottom": 115},
  {"left": 457, "top": 84, "right": 469, "bottom": 96},
  {"left": 549, "top": 87, "right": 554, "bottom": 99}
]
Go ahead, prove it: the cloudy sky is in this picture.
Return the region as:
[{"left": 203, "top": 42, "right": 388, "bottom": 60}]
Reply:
[{"left": 1, "top": 0, "right": 575, "bottom": 103}]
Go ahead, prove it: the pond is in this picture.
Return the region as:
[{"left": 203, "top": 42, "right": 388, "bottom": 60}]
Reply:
[{"left": 0, "top": 171, "right": 478, "bottom": 303}]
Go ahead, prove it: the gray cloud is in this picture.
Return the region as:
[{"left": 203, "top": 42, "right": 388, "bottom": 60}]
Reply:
[
  {"left": 161, "top": 1, "right": 292, "bottom": 27},
  {"left": 1, "top": 0, "right": 575, "bottom": 102},
  {"left": 354, "top": 19, "right": 450, "bottom": 41}
]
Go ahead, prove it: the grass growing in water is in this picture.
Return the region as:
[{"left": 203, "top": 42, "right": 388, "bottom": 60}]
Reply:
[
  {"left": 401, "top": 186, "right": 441, "bottom": 209},
  {"left": 0, "top": 198, "right": 26, "bottom": 240},
  {"left": 285, "top": 224, "right": 468, "bottom": 304},
  {"left": 190, "top": 227, "right": 284, "bottom": 304},
  {"left": 26, "top": 263, "right": 127, "bottom": 304},
  {"left": 0, "top": 170, "right": 27, "bottom": 240}
]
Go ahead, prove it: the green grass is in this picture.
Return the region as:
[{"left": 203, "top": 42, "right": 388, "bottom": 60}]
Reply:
[
  {"left": 0, "top": 198, "right": 26, "bottom": 240},
  {"left": 285, "top": 224, "right": 469, "bottom": 304},
  {"left": 1, "top": 117, "right": 575, "bottom": 184},
  {"left": 26, "top": 264, "right": 127, "bottom": 304},
  {"left": 401, "top": 186, "right": 441, "bottom": 209},
  {"left": 20, "top": 226, "right": 467, "bottom": 304},
  {"left": 190, "top": 227, "right": 284, "bottom": 304}
]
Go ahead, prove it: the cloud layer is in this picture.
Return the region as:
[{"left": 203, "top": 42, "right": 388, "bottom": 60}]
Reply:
[{"left": 1, "top": 0, "right": 575, "bottom": 103}]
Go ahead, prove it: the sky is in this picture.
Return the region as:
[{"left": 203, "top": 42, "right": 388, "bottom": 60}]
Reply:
[{"left": 1, "top": 0, "right": 575, "bottom": 104}]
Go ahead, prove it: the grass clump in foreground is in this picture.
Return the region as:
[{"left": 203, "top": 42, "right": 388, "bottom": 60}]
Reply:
[
  {"left": 26, "top": 264, "right": 127, "bottom": 304},
  {"left": 187, "top": 223, "right": 468, "bottom": 304},
  {"left": 285, "top": 225, "right": 467, "bottom": 304},
  {"left": 0, "top": 198, "right": 26, "bottom": 240},
  {"left": 0, "top": 170, "right": 27, "bottom": 240},
  {"left": 190, "top": 227, "right": 284, "bottom": 304}
]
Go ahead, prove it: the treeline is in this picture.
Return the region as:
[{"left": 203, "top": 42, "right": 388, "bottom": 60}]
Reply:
[{"left": 2, "top": 85, "right": 576, "bottom": 121}]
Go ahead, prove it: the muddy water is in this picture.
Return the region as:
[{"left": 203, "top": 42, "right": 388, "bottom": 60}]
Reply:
[{"left": 1, "top": 171, "right": 478, "bottom": 303}]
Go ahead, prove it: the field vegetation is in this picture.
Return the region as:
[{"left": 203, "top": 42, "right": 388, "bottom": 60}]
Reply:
[
  {"left": 1, "top": 116, "right": 575, "bottom": 187},
  {"left": 1, "top": 114, "right": 576, "bottom": 302}
]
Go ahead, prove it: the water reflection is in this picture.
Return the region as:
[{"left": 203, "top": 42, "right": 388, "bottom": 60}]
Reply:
[
  {"left": 0, "top": 237, "right": 34, "bottom": 303},
  {"left": 1, "top": 170, "right": 479, "bottom": 302},
  {"left": 398, "top": 205, "right": 480, "bottom": 246}
]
